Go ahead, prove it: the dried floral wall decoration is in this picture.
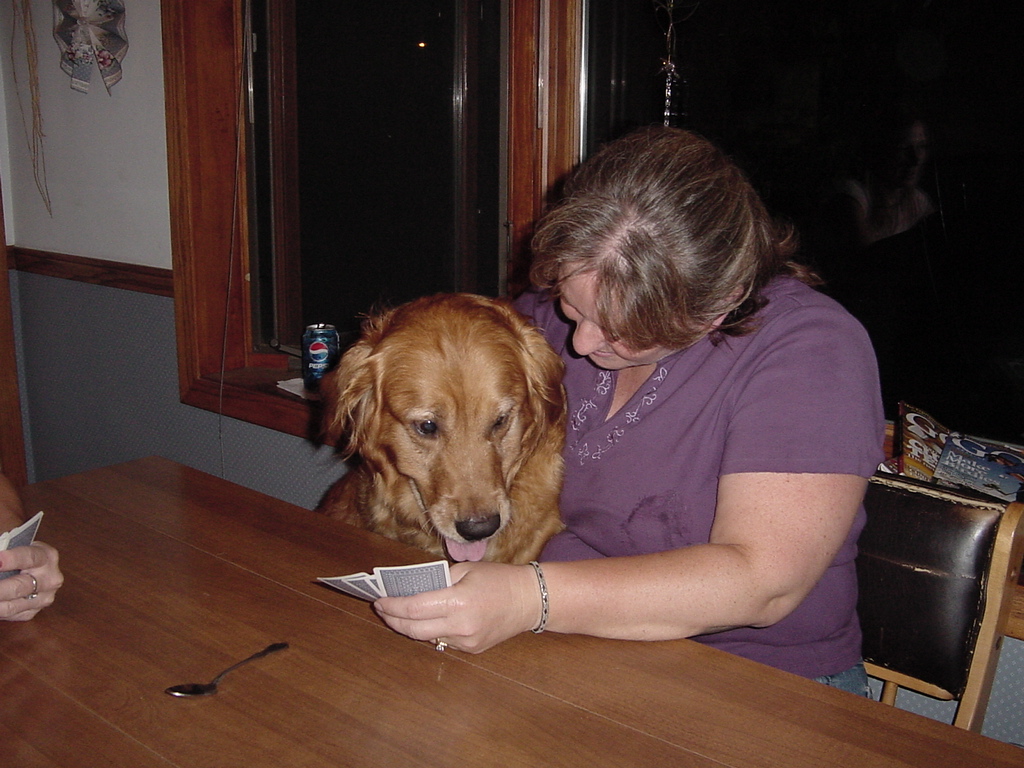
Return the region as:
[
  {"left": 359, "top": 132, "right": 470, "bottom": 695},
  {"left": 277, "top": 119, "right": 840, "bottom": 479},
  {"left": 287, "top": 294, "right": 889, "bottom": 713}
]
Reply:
[
  {"left": 12, "top": 0, "right": 52, "bottom": 214},
  {"left": 52, "top": 0, "right": 128, "bottom": 94}
]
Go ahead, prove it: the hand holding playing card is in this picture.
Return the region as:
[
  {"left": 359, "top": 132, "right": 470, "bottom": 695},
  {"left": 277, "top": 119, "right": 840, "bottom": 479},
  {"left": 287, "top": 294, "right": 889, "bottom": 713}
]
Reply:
[
  {"left": 0, "top": 511, "right": 62, "bottom": 621},
  {"left": 0, "top": 511, "right": 43, "bottom": 580},
  {"left": 372, "top": 561, "right": 544, "bottom": 655},
  {"left": 318, "top": 560, "right": 452, "bottom": 600}
]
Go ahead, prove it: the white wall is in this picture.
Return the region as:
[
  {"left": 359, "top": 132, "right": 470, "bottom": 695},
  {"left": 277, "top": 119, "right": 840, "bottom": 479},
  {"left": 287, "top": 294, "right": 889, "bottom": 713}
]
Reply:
[{"left": 1, "top": 0, "right": 171, "bottom": 268}]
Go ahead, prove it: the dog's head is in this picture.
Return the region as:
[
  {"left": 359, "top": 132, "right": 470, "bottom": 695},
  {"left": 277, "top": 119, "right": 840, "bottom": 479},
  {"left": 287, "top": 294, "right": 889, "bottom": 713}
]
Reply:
[{"left": 321, "top": 293, "right": 565, "bottom": 561}]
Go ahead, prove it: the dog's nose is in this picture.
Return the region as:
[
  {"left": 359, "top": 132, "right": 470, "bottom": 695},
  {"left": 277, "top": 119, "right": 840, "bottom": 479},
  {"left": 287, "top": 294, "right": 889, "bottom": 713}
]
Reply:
[{"left": 455, "top": 514, "right": 501, "bottom": 541}]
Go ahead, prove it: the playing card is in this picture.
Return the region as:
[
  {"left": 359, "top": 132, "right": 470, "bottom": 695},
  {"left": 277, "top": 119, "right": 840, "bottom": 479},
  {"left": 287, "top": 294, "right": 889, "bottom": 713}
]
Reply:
[
  {"left": 318, "top": 560, "right": 452, "bottom": 600},
  {"left": 317, "top": 576, "right": 382, "bottom": 601},
  {"left": 374, "top": 561, "right": 451, "bottom": 597},
  {"left": 0, "top": 511, "right": 44, "bottom": 581},
  {"left": 344, "top": 573, "right": 387, "bottom": 599}
]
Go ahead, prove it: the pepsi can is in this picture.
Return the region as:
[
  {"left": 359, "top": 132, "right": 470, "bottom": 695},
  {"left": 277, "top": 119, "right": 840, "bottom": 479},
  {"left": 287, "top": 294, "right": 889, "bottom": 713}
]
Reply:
[{"left": 301, "top": 323, "right": 340, "bottom": 390}]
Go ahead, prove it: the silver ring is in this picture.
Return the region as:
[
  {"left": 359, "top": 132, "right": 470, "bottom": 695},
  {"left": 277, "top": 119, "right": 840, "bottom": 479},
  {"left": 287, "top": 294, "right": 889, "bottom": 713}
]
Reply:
[
  {"left": 434, "top": 639, "right": 448, "bottom": 652},
  {"left": 26, "top": 574, "right": 38, "bottom": 600}
]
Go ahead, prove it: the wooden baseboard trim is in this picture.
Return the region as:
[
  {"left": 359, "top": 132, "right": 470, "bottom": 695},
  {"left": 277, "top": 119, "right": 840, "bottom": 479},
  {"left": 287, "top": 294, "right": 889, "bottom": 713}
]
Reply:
[{"left": 7, "top": 247, "right": 174, "bottom": 298}]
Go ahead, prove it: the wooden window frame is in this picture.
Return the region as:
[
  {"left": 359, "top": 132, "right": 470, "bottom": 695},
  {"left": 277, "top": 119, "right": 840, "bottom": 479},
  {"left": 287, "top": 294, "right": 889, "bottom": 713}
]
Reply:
[
  {"left": 0, "top": 206, "right": 28, "bottom": 488},
  {"left": 162, "top": 0, "right": 581, "bottom": 439}
]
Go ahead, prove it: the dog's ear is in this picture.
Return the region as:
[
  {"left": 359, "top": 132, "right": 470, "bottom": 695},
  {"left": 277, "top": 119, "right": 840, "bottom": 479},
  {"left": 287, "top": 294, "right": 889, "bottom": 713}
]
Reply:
[
  {"left": 321, "top": 308, "right": 395, "bottom": 458},
  {"left": 521, "top": 323, "right": 567, "bottom": 439},
  {"left": 320, "top": 339, "right": 375, "bottom": 458},
  {"left": 496, "top": 301, "right": 567, "bottom": 454}
]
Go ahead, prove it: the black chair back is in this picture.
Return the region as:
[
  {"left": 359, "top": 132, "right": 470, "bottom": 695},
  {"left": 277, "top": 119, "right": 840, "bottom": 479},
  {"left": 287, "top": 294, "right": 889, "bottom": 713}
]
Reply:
[{"left": 858, "top": 477, "right": 1001, "bottom": 696}]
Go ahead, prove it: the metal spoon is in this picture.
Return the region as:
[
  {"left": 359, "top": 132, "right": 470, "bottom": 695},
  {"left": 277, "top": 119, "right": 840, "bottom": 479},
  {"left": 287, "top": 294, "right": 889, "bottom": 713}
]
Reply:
[{"left": 165, "top": 641, "right": 289, "bottom": 697}]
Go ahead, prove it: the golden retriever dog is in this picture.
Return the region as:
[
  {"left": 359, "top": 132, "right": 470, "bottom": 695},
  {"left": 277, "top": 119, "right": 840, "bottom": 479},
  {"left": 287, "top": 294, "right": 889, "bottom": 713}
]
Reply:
[{"left": 316, "top": 293, "right": 566, "bottom": 564}]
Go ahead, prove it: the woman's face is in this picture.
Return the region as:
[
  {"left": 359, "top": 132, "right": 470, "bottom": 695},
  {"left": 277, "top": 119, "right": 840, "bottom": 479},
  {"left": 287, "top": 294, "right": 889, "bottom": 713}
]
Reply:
[
  {"left": 893, "top": 120, "right": 929, "bottom": 187},
  {"left": 558, "top": 271, "right": 675, "bottom": 370}
]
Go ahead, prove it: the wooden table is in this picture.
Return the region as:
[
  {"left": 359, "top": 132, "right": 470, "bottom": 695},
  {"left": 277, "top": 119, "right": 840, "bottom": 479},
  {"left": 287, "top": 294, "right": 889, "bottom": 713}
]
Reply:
[{"left": 2, "top": 457, "right": 1022, "bottom": 767}]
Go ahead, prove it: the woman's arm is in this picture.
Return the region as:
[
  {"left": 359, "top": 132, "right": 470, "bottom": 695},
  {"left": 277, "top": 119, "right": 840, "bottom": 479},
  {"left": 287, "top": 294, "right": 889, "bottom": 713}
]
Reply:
[
  {"left": 540, "top": 472, "right": 865, "bottom": 639},
  {"left": 374, "top": 471, "right": 866, "bottom": 651}
]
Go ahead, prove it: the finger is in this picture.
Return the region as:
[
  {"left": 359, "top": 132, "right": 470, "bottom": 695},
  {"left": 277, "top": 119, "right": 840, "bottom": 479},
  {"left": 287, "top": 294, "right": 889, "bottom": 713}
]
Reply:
[
  {"left": 0, "top": 567, "right": 31, "bottom": 595},
  {"left": 0, "top": 542, "right": 48, "bottom": 573},
  {"left": 375, "top": 608, "right": 452, "bottom": 644},
  {"left": 0, "top": 600, "right": 43, "bottom": 621},
  {"left": 0, "top": 576, "right": 22, "bottom": 602},
  {"left": 374, "top": 591, "right": 453, "bottom": 622},
  {"left": 448, "top": 562, "right": 472, "bottom": 583},
  {"left": 0, "top": 576, "right": 47, "bottom": 622}
]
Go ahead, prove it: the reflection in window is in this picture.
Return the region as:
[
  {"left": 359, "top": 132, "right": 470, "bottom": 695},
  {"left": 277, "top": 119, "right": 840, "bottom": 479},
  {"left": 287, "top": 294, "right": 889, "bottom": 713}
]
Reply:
[{"left": 584, "top": 0, "right": 1024, "bottom": 442}]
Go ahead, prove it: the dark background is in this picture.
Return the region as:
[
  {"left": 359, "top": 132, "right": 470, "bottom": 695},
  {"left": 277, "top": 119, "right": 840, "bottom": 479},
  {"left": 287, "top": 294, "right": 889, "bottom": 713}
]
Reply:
[{"left": 586, "top": 0, "right": 1024, "bottom": 442}]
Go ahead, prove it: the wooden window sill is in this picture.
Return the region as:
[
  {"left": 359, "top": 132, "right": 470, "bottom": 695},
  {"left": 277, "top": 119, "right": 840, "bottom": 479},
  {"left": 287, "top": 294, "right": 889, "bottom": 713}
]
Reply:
[{"left": 181, "top": 367, "right": 326, "bottom": 443}]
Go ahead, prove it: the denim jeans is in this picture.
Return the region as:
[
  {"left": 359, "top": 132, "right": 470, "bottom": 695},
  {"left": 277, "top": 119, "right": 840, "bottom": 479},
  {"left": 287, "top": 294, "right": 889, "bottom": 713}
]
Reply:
[{"left": 814, "top": 662, "right": 870, "bottom": 697}]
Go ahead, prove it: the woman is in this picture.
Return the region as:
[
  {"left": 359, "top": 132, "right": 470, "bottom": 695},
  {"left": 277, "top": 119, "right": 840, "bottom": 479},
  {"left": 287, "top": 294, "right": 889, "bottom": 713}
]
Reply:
[
  {"left": 0, "top": 473, "right": 62, "bottom": 621},
  {"left": 838, "top": 112, "right": 934, "bottom": 248},
  {"left": 375, "top": 126, "right": 884, "bottom": 693},
  {"left": 809, "top": 109, "right": 939, "bottom": 419}
]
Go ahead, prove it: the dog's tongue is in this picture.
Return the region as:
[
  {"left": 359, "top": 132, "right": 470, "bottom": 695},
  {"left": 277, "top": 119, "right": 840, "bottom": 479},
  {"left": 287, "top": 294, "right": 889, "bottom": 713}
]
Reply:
[{"left": 445, "top": 538, "right": 488, "bottom": 562}]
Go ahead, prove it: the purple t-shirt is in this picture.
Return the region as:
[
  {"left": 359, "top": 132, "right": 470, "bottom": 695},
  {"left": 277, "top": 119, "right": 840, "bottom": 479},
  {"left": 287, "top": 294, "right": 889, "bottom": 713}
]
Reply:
[{"left": 515, "top": 277, "right": 885, "bottom": 678}]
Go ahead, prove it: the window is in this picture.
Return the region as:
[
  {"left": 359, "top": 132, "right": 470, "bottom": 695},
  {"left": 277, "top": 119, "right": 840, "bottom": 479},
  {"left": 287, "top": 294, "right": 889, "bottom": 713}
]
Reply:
[
  {"left": 163, "top": 0, "right": 580, "bottom": 437},
  {"left": 247, "top": 0, "right": 503, "bottom": 351}
]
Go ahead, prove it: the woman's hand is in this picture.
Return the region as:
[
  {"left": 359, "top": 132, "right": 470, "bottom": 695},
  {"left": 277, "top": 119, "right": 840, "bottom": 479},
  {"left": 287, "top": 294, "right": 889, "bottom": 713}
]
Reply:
[
  {"left": 0, "top": 542, "right": 63, "bottom": 621},
  {"left": 373, "top": 561, "right": 543, "bottom": 653}
]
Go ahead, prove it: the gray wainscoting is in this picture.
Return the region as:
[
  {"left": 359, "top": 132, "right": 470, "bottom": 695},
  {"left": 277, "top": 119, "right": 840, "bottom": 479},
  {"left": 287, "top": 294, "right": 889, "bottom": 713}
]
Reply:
[{"left": 11, "top": 270, "right": 345, "bottom": 508}]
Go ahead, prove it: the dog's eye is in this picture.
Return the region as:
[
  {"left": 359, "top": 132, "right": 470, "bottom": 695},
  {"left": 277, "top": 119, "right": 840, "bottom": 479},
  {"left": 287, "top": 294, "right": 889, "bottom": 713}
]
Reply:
[
  {"left": 491, "top": 414, "right": 509, "bottom": 432},
  {"left": 414, "top": 420, "right": 438, "bottom": 437}
]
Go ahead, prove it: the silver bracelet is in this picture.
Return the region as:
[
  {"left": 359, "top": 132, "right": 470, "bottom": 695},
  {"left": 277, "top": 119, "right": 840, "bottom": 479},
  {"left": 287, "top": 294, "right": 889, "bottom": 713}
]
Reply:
[{"left": 528, "top": 560, "right": 549, "bottom": 633}]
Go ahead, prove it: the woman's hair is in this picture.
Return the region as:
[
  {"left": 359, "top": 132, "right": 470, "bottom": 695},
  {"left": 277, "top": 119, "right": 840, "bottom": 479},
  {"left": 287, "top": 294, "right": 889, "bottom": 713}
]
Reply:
[{"left": 529, "top": 125, "right": 817, "bottom": 351}]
